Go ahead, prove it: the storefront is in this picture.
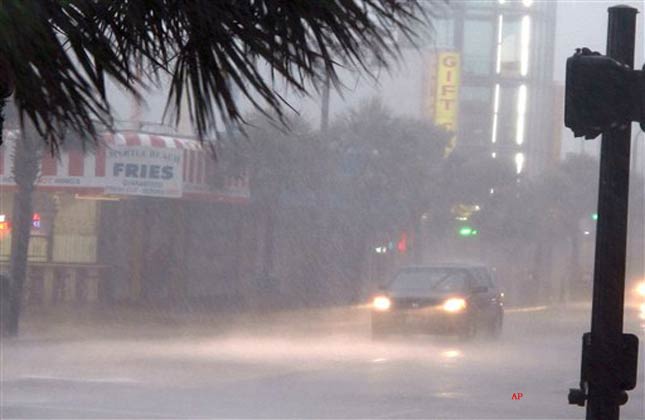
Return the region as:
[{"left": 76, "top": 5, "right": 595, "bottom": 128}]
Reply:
[{"left": 0, "top": 130, "right": 252, "bottom": 307}]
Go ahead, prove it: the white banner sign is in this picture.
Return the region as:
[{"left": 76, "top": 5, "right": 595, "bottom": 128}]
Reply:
[{"left": 105, "top": 146, "right": 182, "bottom": 198}]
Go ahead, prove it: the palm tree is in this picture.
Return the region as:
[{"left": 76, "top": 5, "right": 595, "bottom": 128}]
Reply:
[{"left": 0, "top": 1, "right": 439, "bottom": 335}]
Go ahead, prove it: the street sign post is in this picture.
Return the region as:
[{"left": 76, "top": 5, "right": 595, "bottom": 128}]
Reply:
[{"left": 565, "top": 6, "right": 640, "bottom": 420}]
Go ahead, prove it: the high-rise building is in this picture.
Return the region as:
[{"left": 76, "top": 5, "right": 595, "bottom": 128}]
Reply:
[{"left": 425, "top": 0, "right": 557, "bottom": 177}]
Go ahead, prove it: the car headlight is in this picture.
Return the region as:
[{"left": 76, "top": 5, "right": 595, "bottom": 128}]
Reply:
[
  {"left": 373, "top": 296, "right": 391, "bottom": 311},
  {"left": 442, "top": 298, "right": 467, "bottom": 313},
  {"left": 636, "top": 282, "right": 645, "bottom": 298}
]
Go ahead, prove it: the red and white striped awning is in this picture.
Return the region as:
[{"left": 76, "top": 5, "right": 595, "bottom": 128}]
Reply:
[{"left": 0, "top": 130, "right": 249, "bottom": 203}]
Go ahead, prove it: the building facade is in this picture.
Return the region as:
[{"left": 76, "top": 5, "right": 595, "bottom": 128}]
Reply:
[
  {"left": 0, "top": 128, "right": 253, "bottom": 309},
  {"left": 426, "top": 0, "right": 557, "bottom": 177}
]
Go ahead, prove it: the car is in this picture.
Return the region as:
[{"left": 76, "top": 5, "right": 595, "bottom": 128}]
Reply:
[{"left": 371, "top": 264, "right": 504, "bottom": 340}]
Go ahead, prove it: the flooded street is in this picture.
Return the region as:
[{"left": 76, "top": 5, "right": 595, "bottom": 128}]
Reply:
[{"left": 3, "top": 305, "right": 644, "bottom": 419}]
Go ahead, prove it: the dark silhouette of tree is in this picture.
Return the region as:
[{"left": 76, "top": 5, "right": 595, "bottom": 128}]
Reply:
[
  {"left": 475, "top": 154, "right": 604, "bottom": 304},
  {"left": 241, "top": 102, "right": 449, "bottom": 305},
  {"left": 327, "top": 100, "right": 449, "bottom": 293},
  {"left": 244, "top": 114, "right": 320, "bottom": 280}
]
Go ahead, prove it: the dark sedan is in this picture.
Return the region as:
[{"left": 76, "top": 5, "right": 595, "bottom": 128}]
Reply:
[{"left": 371, "top": 264, "right": 504, "bottom": 340}]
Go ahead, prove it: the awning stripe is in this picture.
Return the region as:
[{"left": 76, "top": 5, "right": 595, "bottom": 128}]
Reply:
[
  {"left": 57, "top": 151, "right": 70, "bottom": 177},
  {"left": 84, "top": 150, "right": 96, "bottom": 178},
  {"left": 0, "top": 131, "right": 248, "bottom": 202},
  {"left": 124, "top": 132, "right": 140, "bottom": 147},
  {"left": 68, "top": 150, "right": 84, "bottom": 177},
  {"left": 150, "top": 135, "right": 165, "bottom": 148},
  {"left": 138, "top": 133, "right": 151, "bottom": 147},
  {"left": 95, "top": 144, "right": 106, "bottom": 177},
  {"left": 41, "top": 154, "right": 57, "bottom": 176}
]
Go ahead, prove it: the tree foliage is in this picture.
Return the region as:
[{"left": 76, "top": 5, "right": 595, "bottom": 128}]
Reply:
[
  {"left": 327, "top": 100, "right": 449, "bottom": 240},
  {"left": 0, "top": 0, "right": 440, "bottom": 151}
]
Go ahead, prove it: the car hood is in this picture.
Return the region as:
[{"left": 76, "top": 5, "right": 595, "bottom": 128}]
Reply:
[{"left": 386, "top": 290, "right": 464, "bottom": 300}]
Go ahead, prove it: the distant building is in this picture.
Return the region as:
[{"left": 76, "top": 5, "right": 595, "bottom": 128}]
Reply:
[
  {"left": 280, "top": 1, "right": 559, "bottom": 178},
  {"left": 424, "top": 0, "right": 558, "bottom": 177}
]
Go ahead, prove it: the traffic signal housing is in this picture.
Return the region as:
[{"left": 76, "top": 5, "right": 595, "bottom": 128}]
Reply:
[{"left": 565, "top": 47, "right": 644, "bottom": 139}]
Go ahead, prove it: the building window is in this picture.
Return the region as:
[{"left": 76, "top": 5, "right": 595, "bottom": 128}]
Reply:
[
  {"left": 497, "top": 85, "right": 520, "bottom": 145},
  {"left": 460, "top": 86, "right": 492, "bottom": 149},
  {"left": 520, "top": 15, "right": 531, "bottom": 76},
  {"left": 498, "top": 16, "right": 522, "bottom": 76},
  {"left": 463, "top": 20, "right": 494, "bottom": 76},
  {"left": 461, "top": 86, "right": 492, "bottom": 104},
  {"left": 496, "top": 13, "right": 531, "bottom": 77},
  {"left": 52, "top": 195, "right": 98, "bottom": 263},
  {"left": 432, "top": 18, "right": 455, "bottom": 49}
]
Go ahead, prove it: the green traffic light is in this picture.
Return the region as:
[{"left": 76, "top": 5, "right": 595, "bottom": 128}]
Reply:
[
  {"left": 592, "top": 213, "right": 598, "bottom": 221},
  {"left": 458, "top": 226, "right": 478, "bottom": 237}
]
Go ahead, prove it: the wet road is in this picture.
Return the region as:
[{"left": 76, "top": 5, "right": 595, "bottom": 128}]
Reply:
[{"left": 2, "top": 305, "right": 644, "bottom": 419}]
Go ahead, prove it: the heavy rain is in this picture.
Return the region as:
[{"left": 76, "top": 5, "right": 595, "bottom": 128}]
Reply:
[{"left": 1, "top": 1, "right": 645, "bottom": 419}]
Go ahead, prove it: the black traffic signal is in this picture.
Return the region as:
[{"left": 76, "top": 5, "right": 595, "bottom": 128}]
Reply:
[{"left": 565, "top": 47, "right": 643, "bottom": 139}]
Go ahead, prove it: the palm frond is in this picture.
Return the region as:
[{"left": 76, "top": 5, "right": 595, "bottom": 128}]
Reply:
[{"left": 0, "top": 0, "right": 443, "bottom": 150}]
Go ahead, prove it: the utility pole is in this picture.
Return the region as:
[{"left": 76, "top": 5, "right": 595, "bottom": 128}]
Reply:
[
  {"left": 587, "top": 7, "right": 635, "bottom": 419},
  {"left": 566, "top": 6, "right": 640, "bottom": 420}
]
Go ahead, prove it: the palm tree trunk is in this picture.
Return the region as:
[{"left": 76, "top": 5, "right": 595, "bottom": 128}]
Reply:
[{"left": 7, "top": 130, "right": 39, "bottom": 336}]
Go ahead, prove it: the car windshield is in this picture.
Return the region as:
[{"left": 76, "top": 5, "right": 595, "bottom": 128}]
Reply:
[{"left": 389, "top": 269, "right": 468, "bottom": 293}]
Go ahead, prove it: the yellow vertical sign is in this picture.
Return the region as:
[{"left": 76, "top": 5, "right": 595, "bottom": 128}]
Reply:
[{"left": 434, "top": 52, "right": 460, "bottom": 156}]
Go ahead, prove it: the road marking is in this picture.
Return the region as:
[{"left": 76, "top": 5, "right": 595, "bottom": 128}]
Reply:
[{"left": 506, "top": 305, "right": 548, "bottom": 314}]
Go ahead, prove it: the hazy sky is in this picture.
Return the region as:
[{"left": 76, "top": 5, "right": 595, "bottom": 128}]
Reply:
[
  {"left": 108, "top": 0, "right": 645, "bottom": 138},
  {"left": 555, "top": 0, "right": 645, "bottom": 81},
  {"left": 555, "top": 1, "right": 645, "bottom": 157}
]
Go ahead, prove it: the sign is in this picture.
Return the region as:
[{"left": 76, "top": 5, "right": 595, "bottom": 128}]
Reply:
[
  {"left": 105, "top": 146, "right": 182, "bottom": 198},
  {"left": 434, "top": 52, "right": 461, "bottom": 156}
]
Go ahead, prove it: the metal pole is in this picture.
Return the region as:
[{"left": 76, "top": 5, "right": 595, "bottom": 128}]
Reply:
[{"left": 587, "top": 6, "right": 637, "bottom": 420}]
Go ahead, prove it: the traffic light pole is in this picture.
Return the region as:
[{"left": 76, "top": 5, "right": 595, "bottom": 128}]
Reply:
[{"left": 587, "top": 6, "right": 636, "bottom": 420}]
